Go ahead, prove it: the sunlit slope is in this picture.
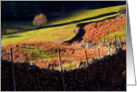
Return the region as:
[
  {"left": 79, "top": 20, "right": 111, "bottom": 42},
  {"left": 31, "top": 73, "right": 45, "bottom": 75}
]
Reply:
[
  {"left": 48, "top": 5, "right": 126, "bottom": 25},
  {"left": 1, "top": 5, "right": 126, "bottom": 46}
]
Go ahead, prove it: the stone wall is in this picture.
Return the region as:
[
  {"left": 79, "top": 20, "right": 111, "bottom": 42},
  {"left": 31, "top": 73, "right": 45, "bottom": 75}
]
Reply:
[{"left": 1, "top": 49, "right": 126, "bottom": 91}]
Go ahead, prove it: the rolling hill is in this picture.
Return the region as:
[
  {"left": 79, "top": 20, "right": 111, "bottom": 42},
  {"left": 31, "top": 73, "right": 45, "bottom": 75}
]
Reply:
[{"left": 1, "top": 5, "right": 126, "bottom": 46}]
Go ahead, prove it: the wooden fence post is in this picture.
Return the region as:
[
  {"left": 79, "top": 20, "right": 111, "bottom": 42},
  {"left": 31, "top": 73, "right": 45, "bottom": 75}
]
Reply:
[
  {"left": 58, "top": 49, "right": 65, "bottom": 91},
  {"left": 104, "top": 37, "right": 105, "bottom": 46},
  {"left": 10, "top": 48, "right": 16, "bottom": 91},
  {"left": 119, "top": 36, "right": 122, "bottom": 47},
  {"left": 25, "top": 53, "right": 29, "bottom": 63},
  {"left": 115, "top": 35, "right": 117, "bottom": 50},
  {"left": 98, "top": 48, "right": 102, "bottom": 73},
  {"left": 84, "top": 50, "right": 91, "bottom": 89}
]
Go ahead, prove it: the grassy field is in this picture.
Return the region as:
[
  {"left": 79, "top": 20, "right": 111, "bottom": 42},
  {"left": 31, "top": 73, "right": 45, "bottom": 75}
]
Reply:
[
  {"left": 48, "top": 5, "right": 126, "bottom": 25},
  {"left": 21, "top": 46, "right": 56, "bottom": 61},
  {"left": 1, "top": 5, "right": 126, "bottom": 47},
  {"left": 21, "top": 45, "right": 83, "bottom": 70}
]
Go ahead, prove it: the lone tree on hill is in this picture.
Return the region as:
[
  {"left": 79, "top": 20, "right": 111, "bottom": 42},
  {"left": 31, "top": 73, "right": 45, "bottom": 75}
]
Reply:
[{"left": 33, "top": 13, "right": 47, "bottom": 27}]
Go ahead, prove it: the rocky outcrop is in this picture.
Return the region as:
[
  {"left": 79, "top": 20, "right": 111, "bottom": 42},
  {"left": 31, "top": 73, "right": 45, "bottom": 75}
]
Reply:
[{"left": 116, "top": 14, "right": 126, "bottom": 19}]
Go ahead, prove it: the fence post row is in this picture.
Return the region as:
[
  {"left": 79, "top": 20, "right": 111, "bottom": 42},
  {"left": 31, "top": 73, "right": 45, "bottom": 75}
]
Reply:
[
  {"left": 10, "top": 48, "right": 16, "bottom": 91},
  {"left": 98, "top": 48, "right": 102, "bottom": 73},
  {"left": 58, "top": 49, "right": 65, "bottom": 91},
  {"left": 8, "top": 35, "right": 120, "bottom": 91},
  {"left": 84, "top": 50, "right": 91, "bottom": 89}
]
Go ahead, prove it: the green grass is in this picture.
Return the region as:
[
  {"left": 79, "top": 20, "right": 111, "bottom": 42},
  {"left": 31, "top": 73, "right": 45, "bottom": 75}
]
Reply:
[
  {"left": 54, "top": 60, "right": 80, "bottom": 71},
  {"left": 1, "top": 24, "right": 76, "bottom": 46},
  {"left": 21, "top": 46, "right": 56, "bottom": 61},
  {"left": 48, "top": 5, "right": 126, "bottom": 25},
  {"left": 21, "top": 45, "right": 81, "bottom": 70},
  {"left": 1, "top": 5, "right": 126, "bottom": 47},
  {"left": 99, "top": 25, "right": 126, "bottom": 42}
]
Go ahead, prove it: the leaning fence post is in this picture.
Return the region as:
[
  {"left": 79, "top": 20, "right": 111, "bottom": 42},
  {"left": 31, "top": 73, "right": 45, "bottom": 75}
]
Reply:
[
  {"left": 58, "top": 49, "right": 65, "bottom": 91},
  {"left": 98, "top": 48, "right": 102, "bottom": 73},
  {"left": 10, "top": 48, "right": 16, "bottom": 91},
  {"left": 84, "top": 50, "right": 91, "bottom": 89}
]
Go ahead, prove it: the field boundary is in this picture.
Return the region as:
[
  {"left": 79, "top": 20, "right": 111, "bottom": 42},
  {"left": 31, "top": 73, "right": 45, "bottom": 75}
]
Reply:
[{"left": 2, "top": 12, "right": 118, "bottom": 35}]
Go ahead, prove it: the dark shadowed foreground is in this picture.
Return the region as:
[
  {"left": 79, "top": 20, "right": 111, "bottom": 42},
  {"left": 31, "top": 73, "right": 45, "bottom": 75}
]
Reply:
[{"left": 1, "top": 50, "right": 126, "bottom": 91}]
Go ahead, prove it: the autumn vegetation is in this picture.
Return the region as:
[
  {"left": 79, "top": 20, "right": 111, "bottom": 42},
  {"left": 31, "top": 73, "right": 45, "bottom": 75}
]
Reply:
[
  {"left": 1, "top": 4, "right": 126, "bottom": 91},
  {"left": 1, "top": 5, "right": 126, "bottom": 46},
  {"left": 33, "top": 13, "right": 47, "bottom": 27}
]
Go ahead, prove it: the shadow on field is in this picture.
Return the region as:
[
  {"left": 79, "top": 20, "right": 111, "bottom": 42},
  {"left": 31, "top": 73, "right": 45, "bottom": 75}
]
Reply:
[
  {"left": 3, "top": 12, "right": 118, "bottom": 35},
  {"left": 6, "top": 35, "right": 21, "bottom": 38},
  {"left": 35, "top": 12, "right": 117, "bottom": 29}
]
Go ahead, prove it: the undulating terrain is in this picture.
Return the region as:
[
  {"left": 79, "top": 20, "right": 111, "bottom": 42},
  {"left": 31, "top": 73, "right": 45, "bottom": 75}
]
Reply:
[{"left": 1, "top": 4, "right": 126, "bottom": 91}]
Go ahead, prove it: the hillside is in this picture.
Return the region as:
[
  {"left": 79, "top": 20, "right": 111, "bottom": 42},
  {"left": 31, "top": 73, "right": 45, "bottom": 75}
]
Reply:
[
  {"left": 1, "top": 16, "right": 126, "bottom": 69},
  {"left": 0, "top": 1, "right": 128, "bottom": 91},
  {"left": 1, "top": 5, "right": 126, "bottom": 46},
  {"left": 47, "top": 5, "right": 126, "bottom": 25},
  {"left": 1, "top": 4, "right": 126, "bottom": 70},
  {"left": 83, "top": 15, "right": 126, "bottom": 44}
]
